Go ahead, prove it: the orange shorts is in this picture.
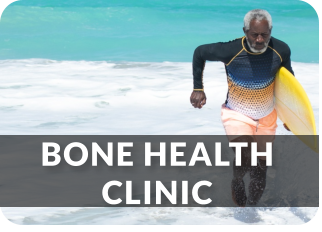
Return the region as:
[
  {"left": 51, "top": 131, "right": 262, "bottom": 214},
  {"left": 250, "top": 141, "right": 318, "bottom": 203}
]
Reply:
[{"left": 221, "top": 104, "right": 278, "bottom": 144}]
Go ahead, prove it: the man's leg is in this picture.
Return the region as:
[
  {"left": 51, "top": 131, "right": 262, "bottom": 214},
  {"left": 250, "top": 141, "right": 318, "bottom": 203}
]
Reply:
[
  {"left": 221, "top": 105, "right": 277, "bottom": 206},
  {"left": 246, "top": 135, "right": 273, "bottom": 205},
  {"left": 230, "top": 135, "right": 253, "bottom": 207},
  {"left": 247, "top": 158, "right": 267, "bottom": 205},
  {"left": 230, "top": 136, "right": 270, "bottom": 206}
]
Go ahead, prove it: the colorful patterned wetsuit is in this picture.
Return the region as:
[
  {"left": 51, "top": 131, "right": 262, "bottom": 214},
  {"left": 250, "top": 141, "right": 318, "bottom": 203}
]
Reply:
[{"left": 193, "top": 36, "right": 294, "bottom": 120}]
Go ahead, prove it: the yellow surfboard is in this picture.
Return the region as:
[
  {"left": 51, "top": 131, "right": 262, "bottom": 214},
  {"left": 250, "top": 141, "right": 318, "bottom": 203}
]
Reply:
[{"left": 274, "top": 67, "right": 318, "bottom": 153}]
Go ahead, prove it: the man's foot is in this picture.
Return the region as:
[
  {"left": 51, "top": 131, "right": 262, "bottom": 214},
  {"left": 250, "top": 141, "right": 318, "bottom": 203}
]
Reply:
[{"left": 231, "top": 178, "right": 247, "bottom": 207}]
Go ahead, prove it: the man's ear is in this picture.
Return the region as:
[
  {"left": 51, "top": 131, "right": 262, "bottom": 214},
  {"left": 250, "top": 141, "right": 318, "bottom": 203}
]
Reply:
[{"left": 243, "top": 27, "right": 246, "bottom": 34}]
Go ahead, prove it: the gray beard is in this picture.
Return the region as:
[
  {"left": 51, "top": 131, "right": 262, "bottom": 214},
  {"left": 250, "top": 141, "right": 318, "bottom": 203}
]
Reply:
[{"left": 245, "top": 36, "right": 270, "bottom": 53}]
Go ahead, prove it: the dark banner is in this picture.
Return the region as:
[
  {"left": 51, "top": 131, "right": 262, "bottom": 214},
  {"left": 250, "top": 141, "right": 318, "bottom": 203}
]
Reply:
[{"left": 0, "top": 135, "right": 318, "bottom": 207}]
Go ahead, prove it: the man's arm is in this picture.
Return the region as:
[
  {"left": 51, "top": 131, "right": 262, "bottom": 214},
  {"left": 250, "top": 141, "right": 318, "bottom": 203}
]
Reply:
[
  {"left": 282, "top": 49, "right": 293, "bottom": 132},
  {"left": 281, "top": 47, "right": 294, "bottom": 76},
  {"left": 278, "top": 42, "right": 294, "bottom": 131},
  {"left": 191, "top": 41, "right": 238, "bottom": 108},
  {"left": 272, "top": 37, "right": 295, "bottom": 76},
  {"left": 193, "top": 43, "right": 232, "bottom": 91}
]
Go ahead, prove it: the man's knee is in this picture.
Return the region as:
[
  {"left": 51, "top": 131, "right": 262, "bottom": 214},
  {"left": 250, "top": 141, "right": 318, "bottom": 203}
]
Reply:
[{"left": 231, "top": 135, "right": 254, "bottom": 166}]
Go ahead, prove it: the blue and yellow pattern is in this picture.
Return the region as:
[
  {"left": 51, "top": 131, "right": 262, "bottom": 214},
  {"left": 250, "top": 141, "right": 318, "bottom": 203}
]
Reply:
[{"left": 225, "top": 37, "right": 282, "bottom": 120}]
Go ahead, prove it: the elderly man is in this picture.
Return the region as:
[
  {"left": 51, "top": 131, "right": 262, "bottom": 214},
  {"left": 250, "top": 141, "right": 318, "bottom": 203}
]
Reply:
[{"left": 190, "top": 9, "right": 294, "bottom": 207}]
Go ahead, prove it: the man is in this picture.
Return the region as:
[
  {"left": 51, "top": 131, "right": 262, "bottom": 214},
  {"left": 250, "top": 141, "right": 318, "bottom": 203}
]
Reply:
[{"left": 190, "top": 9, "right": 294, "bottom": 207}]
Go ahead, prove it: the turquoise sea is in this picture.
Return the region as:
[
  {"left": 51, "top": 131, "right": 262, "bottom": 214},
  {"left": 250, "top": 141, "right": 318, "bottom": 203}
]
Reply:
[
  {"left": 0, "top": 0, "right": 319, "bottom": 63},
  {"left": 0, "top": 0, "right": 320, "bottom": 226}
]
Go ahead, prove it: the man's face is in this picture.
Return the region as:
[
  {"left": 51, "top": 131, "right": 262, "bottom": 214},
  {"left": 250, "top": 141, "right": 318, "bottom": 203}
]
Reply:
[{"left": 243, "top": 19, "right": 271, "bottom": 53}]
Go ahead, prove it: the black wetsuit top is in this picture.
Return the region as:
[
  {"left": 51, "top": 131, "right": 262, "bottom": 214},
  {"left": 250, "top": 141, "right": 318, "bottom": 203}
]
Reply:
[{"left": 193, "top": 36, "right": 294, "bottom": 119}]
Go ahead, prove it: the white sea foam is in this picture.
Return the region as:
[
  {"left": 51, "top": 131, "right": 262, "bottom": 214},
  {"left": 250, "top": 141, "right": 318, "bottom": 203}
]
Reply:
[
  {"left": 0, "top": 59, "right": 318, "bottom": 135},
  {"left": 0, "top": 59, "right": 319, "bottom": 224},
  {"left": 1, "top": 207, "right": 318, "bottom": 225}
]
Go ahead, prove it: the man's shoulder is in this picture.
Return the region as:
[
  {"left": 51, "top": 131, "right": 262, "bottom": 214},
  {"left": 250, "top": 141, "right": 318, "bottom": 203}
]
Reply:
[
  {"left": 221, "top": 36, "right": 244, "bottom": 45},
  {"left": 216, "top": 37, "right": 244, "bottom": 62},
  {"left": 269, "top": 37, "right": 291, "bottom": 52},
  {"left": 198, "top": 36, "right": 243, "bottom": 49},
  {"left": 215, "top": 36, "right": 244, "bottom": 53}
]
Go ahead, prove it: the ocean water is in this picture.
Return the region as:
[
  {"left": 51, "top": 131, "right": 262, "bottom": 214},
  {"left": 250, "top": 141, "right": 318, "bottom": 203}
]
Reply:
[
  {"left": 0, "top": 0, "right": 320, "bottom": 226},
  {"left": 0, "top": 0, "right": 319, "bottom": 62}
]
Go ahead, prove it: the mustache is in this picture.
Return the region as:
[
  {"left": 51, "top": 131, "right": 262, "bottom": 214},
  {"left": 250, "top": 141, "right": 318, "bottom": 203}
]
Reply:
[{"left": 255, "top": 41, "right": 269, "bottom": 46}]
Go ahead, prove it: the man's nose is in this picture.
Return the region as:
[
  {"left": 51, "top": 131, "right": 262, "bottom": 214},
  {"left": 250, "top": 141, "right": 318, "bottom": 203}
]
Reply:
[{"left": 256, "top": 35, "right": 264, "bottom": 43}]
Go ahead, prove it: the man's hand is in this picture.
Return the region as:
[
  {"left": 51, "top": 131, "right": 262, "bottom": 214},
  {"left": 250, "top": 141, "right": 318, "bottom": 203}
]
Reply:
[
  {"left": 283, "top": 123, "right": 291, "bottom": 131},
  {"left": 190, "top": 91, "right": 206, "bottom": 109}
]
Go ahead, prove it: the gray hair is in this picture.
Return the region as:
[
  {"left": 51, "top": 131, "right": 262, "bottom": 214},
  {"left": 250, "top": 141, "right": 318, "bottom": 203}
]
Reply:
[{"left": 244, "top": 9, "right": 272, "bottom": 31}]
